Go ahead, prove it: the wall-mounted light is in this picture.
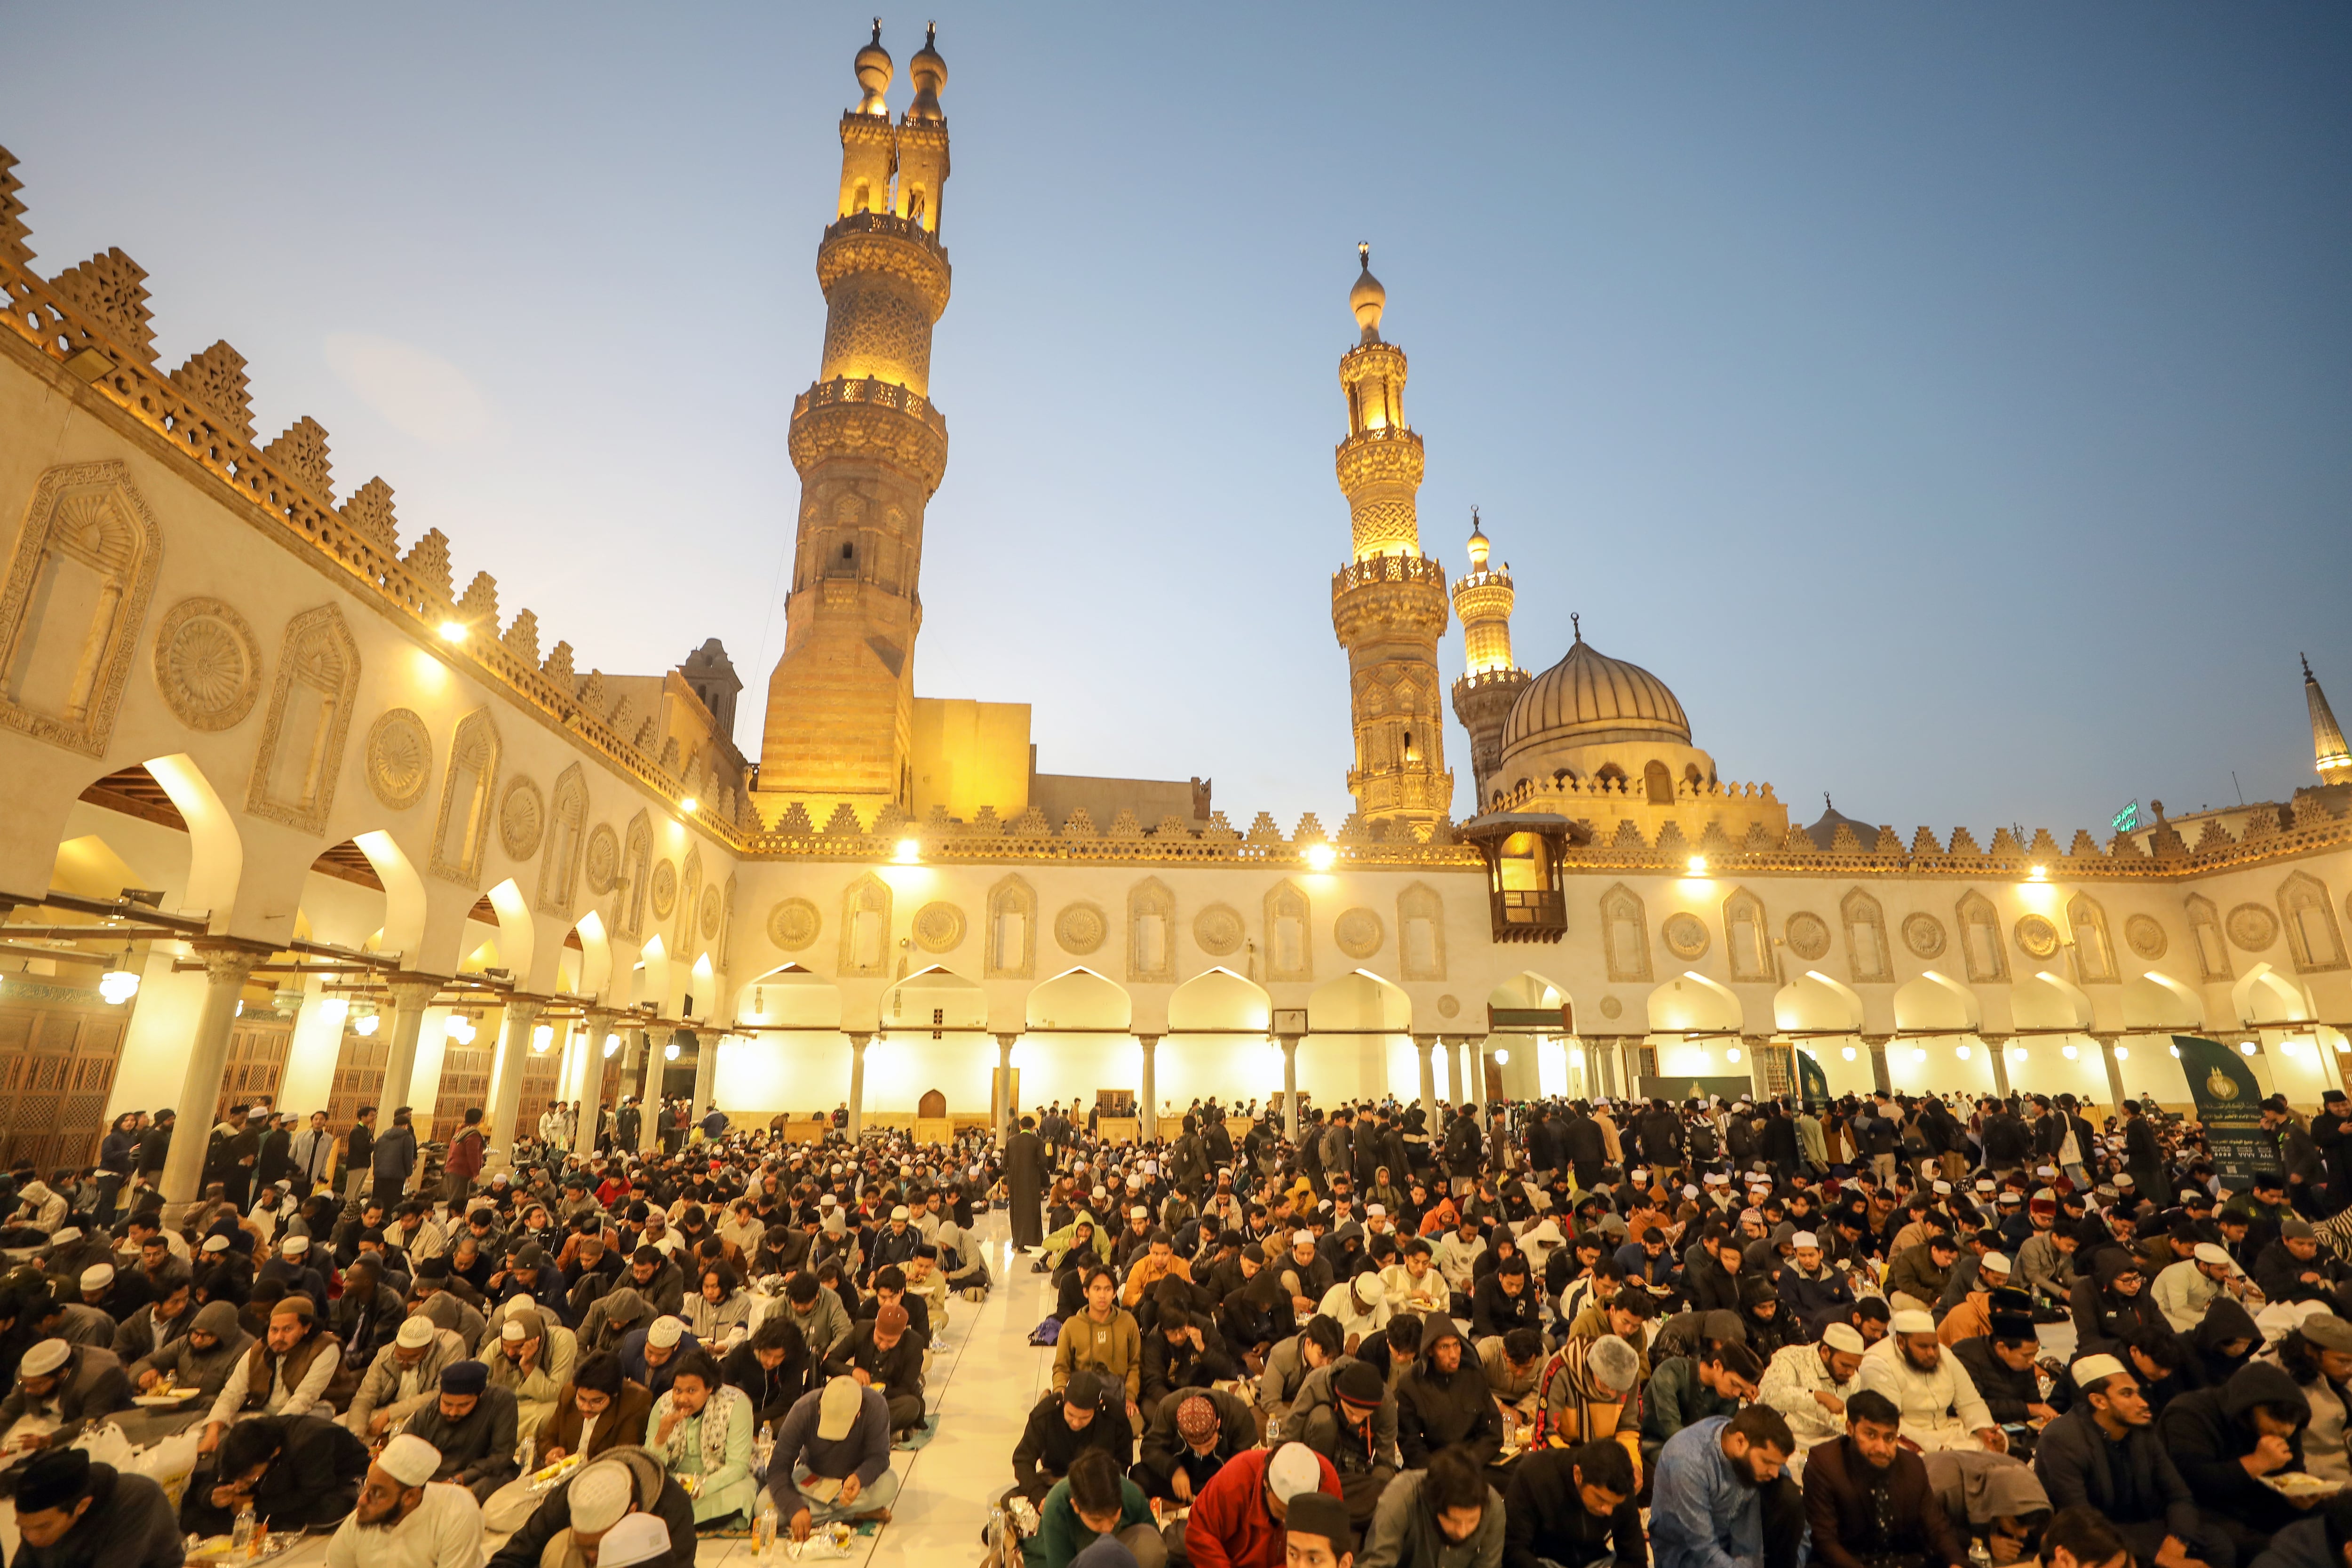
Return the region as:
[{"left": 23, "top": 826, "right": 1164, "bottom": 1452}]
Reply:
[
  {"left": 679, "top": 796, "right": 698, "bottom": 814},
  {"left": 438, "top": 621, "right": 468, "bottom": 643},
  {"left": 1304, "top": 843, "right": 1337, "bottom": 872},
  {"left": 893, "top": 838, "right": 921, "bottom": 865},
  {"left": 1686, "top": 855, "right": 1708, "bottom": 875},
  {"left": 2026, "top": 864, "right": 2047, "bottom": 882}
]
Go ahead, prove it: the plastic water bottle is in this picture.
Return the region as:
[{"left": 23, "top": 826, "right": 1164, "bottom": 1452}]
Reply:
[
  {"left": 232, "top": 1505, "right": 256, "bottom": 1552},
  {"left": 518, "top": 1436, "right": 535, "bottom": 1477},
  {"left": 752, "top": 1493, "right": 779, "bottom": 1557}
]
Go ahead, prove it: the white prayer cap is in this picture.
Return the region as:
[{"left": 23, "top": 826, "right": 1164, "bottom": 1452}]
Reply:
[
  {"left": 568, "top": 1462, "right": 635, "bottom": 1532},
  {"left": 502, "top": 1320, "right": 528, "bottom": 1342},
  {"left": 1630, "top": 1169, "right": 1649, "bottom": 1182},
  {"left": 1981, "top": 1253, "right": 2012, "bottom": 1274},
  {"left": 1890, "top": 1309, "right": 1936, "bottom": 1336},
  {"left": 1931, "top": 1180, "right": 1952, "bottom": 1195},
  {"left": 1131, "top": 1206, "right": 1149, "bottom": 1220},
  {"left": 2194, "top": 1243, "right": 2233, "bottom": 1267},
  {"left": 891, "top": 1206, "right": 910, "bottom": 1221},
  {"left": 596, "top": 1513, "right": 670, "bottom": 1568},
  {"left": 20, "top": 1339, "right": 69, "bottom": 1376},
  {"left": 396, "top": 1315, "right": 436, "bottom": 1349},
  {"left": 1974, "top": 1179, "right": 1994, "bottom": 1193},
  {"left": 1790, "top": 1232, "right": 1819, "bottom": 1249},
  {"left": 2072, "top": 1353, "right": 2126, "bottom": 1387},
  {"left": 282, "top": 1235, "right": 309, "bottom": 1254},
  {"left": 201, "top": 1235, "right": 229, "bottom": 1254},
  {"left": 1821, "top": 1323, "right": 1867, "bottom": 1354},
  {"left": 49, "top": 1228, "right": 80, "bottom": 1245},
  {"left": 79, "top": 1264, "right": 114, "bottom": 1291},
  {"left": 378, "top": 1433, "right": 441, "bottom": 1488},
  {"left": 1366, "top": 1204, "right": 1386, "bottom": 1218},
  {"left": 1683, "top": 1186, "right": 1700, "bottom": 1199},
  {"left": 2035, "top": 1165, "right": 2055, "bottom": 1177},
  {"left": 1265, "top": 1441, "right": 1323, "bottom": 1502},
  {"left": 647, "top": 1315, "right": 684, "bottom": 1348}
]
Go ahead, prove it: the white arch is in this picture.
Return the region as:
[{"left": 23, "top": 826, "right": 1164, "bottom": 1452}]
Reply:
[
  {"left": 1891, "top": 971, "right": 1980, "bottom": 1033},
  {"left": 635, "top": 935, "right": 670, "bottom": 1011},
  {"left": 2012, "top": 969, "right": 2095, "bottom": 1030},
  {"left": 354, "top": 829, "right": 428, "bottom": 961},
  {"left": 1026, "top": 967, "right": 1132, "bottom": 1032},
  {"left": 884, "top": 964, "right": 989, "bottom": 1032},
  {"left": 485, "top": 877, "right": 534, "bottom": 985},
  {"left": 569, "top": 911, "right": 612, "bottom": 997},
  {"left": 1649, "top": 971, "right": 1742, "bottom": 1033},
  {"left": 1779, "top": 969, "right": 1869, "bottom": 1032},
  {"left": 1168, "top": 967, "right": 1271, "bottom": 1033},
  {"left": 739, "top": 963, "right": 843, "bottom": 1029},
  {"left": 1308, "top": 969, "right": 1412, "bottom": 1034},
  {"left": 143, "top": 753, "right": 241, "bottom": 928},
  {"left": 1486, "top": 971, "right": 1569, "bottom": 1012},
  {"left": 2234, "top": 963, "right": 2314, "bottom": 1026},
  {"left": 2122, "top": 970, "right": 2201, "bottom": 1031}
]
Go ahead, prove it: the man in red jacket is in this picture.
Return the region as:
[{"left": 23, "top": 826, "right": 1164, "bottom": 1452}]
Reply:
[{"left": 1185, "top": 1441, "right": 1343, "bottom": 1568}]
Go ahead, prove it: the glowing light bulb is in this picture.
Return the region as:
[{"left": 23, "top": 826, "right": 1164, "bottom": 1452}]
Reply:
[
  {"left": 2114, "top": 1045, "right": 2129, "bottom": 1061},
  {"left": 98, "top": 968, "right": 140, "bottom": 1005},
  {"left": 532, "top": 1024, "right": 554, "bottom": 1052},
  {"left": 603, "top": 1033, "right": 621, "bottom": 1058},
  {"left": 1911, "top": 1048, "right": 1927, "bottom": 1064},
  {"left": 2010, "top": 1045, "right": 2027, "bottom": 1062},
  {"left": 1841, "top": 1046, "right": 1857, "bottom": 1061},
  {"left": 1686, "top": 855, "right": 1708, "bottom": 875},
  {"left": 438, "top": 621, "right": 468, "bottom": 643},
  {"left": 1304, "top": 843, "right": 1337, "bottom": 872},
  {"left": 2027, "top": 864, "right": 2047, "bottom": 882},
  {"left": 1956, "top": 1044, "right": 1971, "bottom": 1060},
  {"left": 1495, "top": 1049, "right": 1510, "bottom": 1065},
  {"left": 354, "top": 1011, "right": 380, "bottom": 1037},
  {"left": 2169, "top": 1045, "right": 2181, "bottom": 1058},
  {"left": 664, "top": 1042, "right": 681, "bottom": 1061},
  {"left": 2240, "top": 1041, "right": 2258, "bottom": 1056},
  {"left": 2061, "top": 1044, "right": 2078, "bottom": 1060},
  {"left": 679, "top": 796, "right": 698, "bottom": 814},
  {"left": 893, "top": 838, "right": 922, "bottom": 864},
  {"left": 1724, "top": 1047, "right": 1740, "bottom": 1063}
]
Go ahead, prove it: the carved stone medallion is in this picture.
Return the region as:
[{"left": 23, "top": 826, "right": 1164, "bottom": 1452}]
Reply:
[
  {"left": 914, "top": 901, "right": 966, "bottom": 953},
  {"left": 649, "top": 859, "right": 677, "bottom": 918},
  {"left": 2227, "top": 902, "right": 2280, "bottom": 951},
  {"left": 1786, "top": 913, "right": 1832, "bottom": 962},
  {"left": 1901, "top": 912, "right": 1947, "bottom": 960},
  {"left": 1056, "top": 902, "right": 1107, "bottom": 955},
  {"left": 498, "top": 775, "right": 545, "bottom": 860},
  {"left": 2124, "top": 914, "right": 2167, "bottom": 960},
  {"left": 769, "top": 897, "right": 820, "bottom": 951},
  {"left": 1598, "top": 995, "right": 1624, "bottom": 1019},
  {"left": 1662, "top": 913, "right": 1709, "bottom": 960},
  {"left": 1193, "top": 904, "right": 1244, "bottom": 956},
  {"left": 364, "top": 708, "right": 432, "bottom": 811},
  {"left": 1437, "top": 994, "right": 1461, "bottom": 1018},
  {"left": 2014, "top": 914, "right": 2061, "bottom": 960},
  {"left": 152, "top": 597, "right": 260, "bottom": 731},
  {"left": 1335, "top": 907, "right": 1384, "bottom": 959},
  {"left": 583, "top": 823, "right": 620, "bottom": 893},
  {"left": 701, "top": 886, "right": 723, "bottom": 941}
]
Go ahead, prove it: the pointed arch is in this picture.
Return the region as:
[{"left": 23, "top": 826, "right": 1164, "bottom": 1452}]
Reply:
[
  {"left": 614, "top": 809, "right": 651, "bottom": 940},
  {"left": 1891, "top": 971, "right": 1979, "bottom": 1033},
  {"left": 2122, "top": 970, "right": 2201, "bottom": 1031},
  {"left": 352, "top": 828, "right": 426, "bottom": 957},
  {"left": 1722, "top": 886, "right": 1773, "bottom": 982},
  {"left": 1169, "top": 967, "right": 1272, "bottom": 1033},
  {"left": 1265, "top": 880, "right": 1312, "bottom": 983},
  {"left": 2278, "top": 871, "right": 2347, "bottom": 973},
  {"left": 1128, "top": 877, "right": 1176, "bottom": 984},
  {"left": 429, "top": 708, "right": 501, "bottom": 885},
  {"left": 1027, "top": 967, "right": 1133, "bottom": 1032},
  {"left": 985, "top": 873, "right": 1036, "bottom": 979},
  {"left": 570, "top": 910, "right": 612, "bottom": 996},
  {"left": 840, "top": 872, "right": 892, "bottom": 978},
  {"left": 145, "top": 753, "right": 244, "bottom": 923},
  {"left": 2185, "top": 893, "right": 2233, "bottom": 983},
  {"left": 1840, "top": 886, "right": 1892, "bottom": 983},
  {"left": 1955, "top": 889, "right": 2008, "bottom": 983},
  {"left": 1649, "top": 971, "right": 1742, "bottom": 1033},
  {"left": 1397, "top": 882, "right": 1446, "bottom": 981},
  {"left": 1309, "top": 970, "right": 1413, "bottom": 1033},
  {"left": 2012, "top": 969, "right": 2095, "bottom": 1031},
  {"left": 2066, "top": 891, "right": 2118, "bottom": 984},
  {"left": 247, "top": 604, "right": 361, "bottom": 833},
  {"left": 536, "top": 764, "right": 588, "bottom": 915},
  {"left": 1600, "top": 883, "right": 1651, "bottom": 983},
  {"left": 2233, "top": 962, "right": 2314, "bottom": 1027},
  {"left": 484, "top": 876, "right": 534, "bottom": 984}
]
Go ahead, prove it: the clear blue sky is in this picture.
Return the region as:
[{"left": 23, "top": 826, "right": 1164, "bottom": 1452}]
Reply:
[{"left": 8, "top": 4, "right": 2347, "bottom": 837}]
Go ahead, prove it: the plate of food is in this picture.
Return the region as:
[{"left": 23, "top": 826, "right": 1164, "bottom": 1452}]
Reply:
[
  {"left": 134, "top": 1389, "right": 197, "bottom": 1406},
  {"left": 2265, "top": 1472, "right": 2339, "bottom": 1498}
]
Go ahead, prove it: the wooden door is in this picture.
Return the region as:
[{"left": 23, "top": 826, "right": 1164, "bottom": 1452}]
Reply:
[
  {"left": 215, "top": 1023, "right": 290, "bottom": 1121},
  {"left": 326, "top": 1035, "right": 387, "bottom": 1129},
  {"left": 0, "top": 1001, "right": 122, "bottom": 1171}
]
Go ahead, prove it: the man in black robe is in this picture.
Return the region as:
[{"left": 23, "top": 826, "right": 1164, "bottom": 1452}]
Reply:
[{"left": 1006, "top": 1116, "right": 1049, "bottom": 1250}]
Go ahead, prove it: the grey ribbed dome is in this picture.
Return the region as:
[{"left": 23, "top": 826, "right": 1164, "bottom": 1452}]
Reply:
[{"left": 1500, "top": 634, "right": 1691, "bottom": 756}]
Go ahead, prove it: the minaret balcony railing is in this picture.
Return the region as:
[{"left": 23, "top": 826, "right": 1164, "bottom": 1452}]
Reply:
[
  {"left": 821, "top": 209, "right": 950, "bottom": 261},
  {"left": 794, "top": 375, "right": 950, "bottom": 435},
  {"left": 1331, "top": 553, "right": 1445, "bottom": 597},
  {"left": 1452, "top": 667, "right": 1528, "bottom": 693}
]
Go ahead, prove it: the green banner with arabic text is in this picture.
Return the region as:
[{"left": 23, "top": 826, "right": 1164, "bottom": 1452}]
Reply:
[{"left": 2176, "top": 1034, "right": 2270, "bottom": 1190}]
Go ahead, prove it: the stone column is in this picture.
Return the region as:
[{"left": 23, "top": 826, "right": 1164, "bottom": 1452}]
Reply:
[
  {"left": 1280, "top": 1035, "right": 1301, "bottom": 1141},
  {"left": 1742, "top": 1035, "right": 1773, "bottom": 1100},
  {"left": 1413, "top": 1035, "right": 1438, "bottom": 1113},
  {"left": 1984, "top": 1036, "right": 2012, "bottom": 1098},
  {"left": 162, "top": 944, "right": 265, "bottom": 1206},
  {"left": 276, "top": 973, "right": 343, "bottom": 1117},
  {"left": 635, "top": 1027, "right": 660, "bottom": 1154},
  {"left": 847, "top": 1034, "right": 869, "bottom": 1138},
  {"left": 2092, "top": 1033, "right": 2126, "bottom": 1108},
  {"left": 1138, "top": 1035, "right": 1160, "bottom": 1142},
  {"left": 487, "top": 997, "right": 542, "bottom": 1172},
  {"left": 994, "top": 1033, "right": 1017, "bottom": 1148},
  {"left": 1863, "top": 1034, "right": 1893, "bottom": 1097},
  {"left": 690, "top": 1029, "right": 718, "bottom": 1125},
  {"left": 379, "top": 976, "right": 444, "bottom": 1122}
]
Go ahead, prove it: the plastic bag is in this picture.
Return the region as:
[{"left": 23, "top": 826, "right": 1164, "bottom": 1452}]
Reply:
[
  {"left": 71, "top": 1421, "right": 132, "bottom": 1469},
  {"left": 121, "top": 1424, "right": 201, "bottom": 1508}
]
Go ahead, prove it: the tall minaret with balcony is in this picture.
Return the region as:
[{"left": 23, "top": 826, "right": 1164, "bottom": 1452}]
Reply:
[
  {"left": 757, "top": 23, "right": 954, "bottom": 824},
  {"left": 1332, "top": 246, "right": 1452, "bottom": 831},
  {"left": 1449, "top": 510, "right": 1529, "bottom": 810}
]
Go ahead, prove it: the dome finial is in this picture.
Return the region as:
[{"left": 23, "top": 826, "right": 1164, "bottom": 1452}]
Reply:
[
  {"left": 906, "top": 20, "right": 946, "bottom": 121},
  {"left": 1466, "top": 507, "right": 1489, "bottom": 571},
  {"left": 2306, "top": 652, "right": 2318, "bottom": 681},
  {"left": 1349, "top": 242, "right": 1385, "bottom": 343},
  {"left": 854, "top": 20, "right": 893, "bottom": 116},
  {"left": 1570, "top": 611, "right": 1581, "bottom": 644}
]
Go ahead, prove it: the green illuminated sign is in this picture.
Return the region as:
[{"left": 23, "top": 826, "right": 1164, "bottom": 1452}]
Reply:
[{"left": 2111, "top": 800, "right": 2139, "bottom": 834}]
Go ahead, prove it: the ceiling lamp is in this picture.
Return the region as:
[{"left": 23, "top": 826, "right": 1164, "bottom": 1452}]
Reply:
[
  {"left": 1841, "top": 1046, "right": 1856, "bottom": 1061},
  {"left": 664, "top": 1041, "right": 681, "bottom": 1061},
  {"left": 603, "top": 1033, "right": 621, "bottom": 1058},
  {"left": 532, "top": 1024, "right": 554, "bottom": 1053},
  {"left": 97, "top": 945, "right": 140, "bottom": 1006},
  {"left": 353, "top": 1008, "right": 381, "bottom": 1037}
]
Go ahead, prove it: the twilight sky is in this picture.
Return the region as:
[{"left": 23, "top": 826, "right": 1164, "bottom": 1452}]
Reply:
[{"left": 7, "top": 4, "right": 2348, "bottom": 837}]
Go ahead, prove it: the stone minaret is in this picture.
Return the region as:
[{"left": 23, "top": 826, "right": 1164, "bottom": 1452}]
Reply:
[
  {"left": 757, "top": 23, "right": 953, "bottom": 824},
  {"left": 2309, "top": 655, "right": 2351, "bottom": 777},
  {"left": 1331, "top": 246, "right": 1452, "bottom": 832},
  {"left": 1449, "top": 510, "right": 1529, "bottom": 812}
]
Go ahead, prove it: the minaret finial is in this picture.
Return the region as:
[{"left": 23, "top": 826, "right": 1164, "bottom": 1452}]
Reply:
[
  {"left": 2306, "top": 652, "right": 2317, "bottom": 680},
  {"left": 1571, "top": 612, "right": 1581, "bottom": 644},
  {"left": 1824, "top": 791, "right": 1833, "bottom": 811},
  {"left": 872, "top": 16, "right": 882, "bottom": 41}
]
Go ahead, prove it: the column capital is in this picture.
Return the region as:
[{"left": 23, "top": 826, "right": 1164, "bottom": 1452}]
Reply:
[
  {"left": 186, "top": 939, "right": 269, "bottom": 986},
  {"left": 847, "top": 1032, "right": 872, "bottom": 1050},
  {"left": 503, "top": 995, "right": 550, "bottom": 1020},
  {"left": 385, "top": 973, "right": 445, "bottom": 1008}
]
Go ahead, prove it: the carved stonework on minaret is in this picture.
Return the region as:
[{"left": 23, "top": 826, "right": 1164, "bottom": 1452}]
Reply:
[
  {"left": 758, "top": 24, "right": 955, "bottom": 827},
  {"left": 2307, "top": 655, "right": 2351, "bottom": 778},
  {"left": 1329, "top": 246, "right": 1452, "bottom": 830},
  {"left": 1449, "top": 509, "right": 1530, "bottom": 811}
]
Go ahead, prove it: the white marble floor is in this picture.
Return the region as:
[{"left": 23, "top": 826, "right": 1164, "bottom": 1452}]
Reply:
[{"left": 694, "top": 1210, "right": 1049, "bottom": 1568}]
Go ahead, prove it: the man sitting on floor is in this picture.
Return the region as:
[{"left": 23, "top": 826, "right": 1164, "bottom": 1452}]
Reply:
[
  {"left": 1501, "top": 1439, "right": 1643, "bottom": 1568},
  {"left": 2034, "top": 1352, "right": 2233, "bottom": 1568},
  {"left": 325, "top": 1434, "right": 485, "bottom": 1568},
  {"left": 768, "top": 1375, "right": 898, "bottom": 1538},
  {"left": 1012, "top": 1371, "right": 1134, "bottom": 1509},
  {"left": 8, "top": 1446, "right": 181, "bottom": 1568},
  {"left": 1802, "top": 1388, "right": 1966, "bottom": 1568}
]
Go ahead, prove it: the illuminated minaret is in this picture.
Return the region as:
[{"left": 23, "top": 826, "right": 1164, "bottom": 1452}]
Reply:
[
  {"left": 1331, "top": 245, "right": 1452, "bottom": 831},
  {"left": 758, "top": 22, "right": 954, "bottom": 823},
  {"left": 1449, "top": 510, "right": 1529, "bottom": 810},
  {"left": 2309, "top": 655, "right": 2351, "bottom": 777}
]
